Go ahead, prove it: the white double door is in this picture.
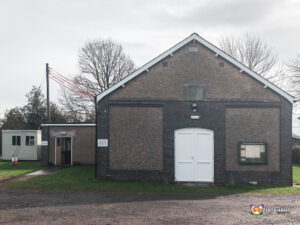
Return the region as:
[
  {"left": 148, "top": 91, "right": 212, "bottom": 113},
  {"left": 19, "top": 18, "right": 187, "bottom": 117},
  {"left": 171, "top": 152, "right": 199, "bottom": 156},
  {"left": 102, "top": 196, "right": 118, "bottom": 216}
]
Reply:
[{"left": 175, "top": 128, "right": 214, "bottom": 182}]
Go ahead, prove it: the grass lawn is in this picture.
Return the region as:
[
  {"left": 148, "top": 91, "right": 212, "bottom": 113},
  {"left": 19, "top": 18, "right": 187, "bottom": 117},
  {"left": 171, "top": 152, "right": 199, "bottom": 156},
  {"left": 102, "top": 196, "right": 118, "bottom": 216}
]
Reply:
[
  {"left": 6, "top": 164, "right": 300, "bottom": 194},
  {"left": 293, "top": 164, "right": 300, "bottom": 185},
  {"left": 0, "top": 155, "right": 44, "bottom": 181}
]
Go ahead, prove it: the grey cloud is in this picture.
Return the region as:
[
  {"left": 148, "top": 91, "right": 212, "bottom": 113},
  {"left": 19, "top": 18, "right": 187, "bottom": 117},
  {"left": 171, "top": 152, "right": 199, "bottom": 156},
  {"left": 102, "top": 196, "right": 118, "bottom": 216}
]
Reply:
[{"left": 152, "top": 0, "right": 282, "bottom": 28}]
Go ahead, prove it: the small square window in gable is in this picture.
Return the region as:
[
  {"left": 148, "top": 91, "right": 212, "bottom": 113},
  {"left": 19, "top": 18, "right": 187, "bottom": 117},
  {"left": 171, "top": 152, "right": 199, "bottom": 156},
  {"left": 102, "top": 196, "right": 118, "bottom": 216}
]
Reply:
[{"left": 185, "top": 85, "right": 204, "bottom": 101}]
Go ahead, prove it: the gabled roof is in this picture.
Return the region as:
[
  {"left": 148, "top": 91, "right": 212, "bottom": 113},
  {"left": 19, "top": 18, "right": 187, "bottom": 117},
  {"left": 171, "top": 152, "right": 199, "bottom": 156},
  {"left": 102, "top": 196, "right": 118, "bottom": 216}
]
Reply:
[{"left": 96, "top": 33, "right": 293, "bottom": 103}]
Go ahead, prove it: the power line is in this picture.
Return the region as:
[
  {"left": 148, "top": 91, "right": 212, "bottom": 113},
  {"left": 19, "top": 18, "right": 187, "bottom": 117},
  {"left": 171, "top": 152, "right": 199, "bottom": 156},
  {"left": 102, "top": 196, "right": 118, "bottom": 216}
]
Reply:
[
  {"left": 50, "top": 75, "right": 93, "bottom": 99},
  {"left": 48, "top": 67, "right": 95, "bottom": 100},
  {"left": 49, "top": 74, "right": 93, "bottom": 99},
  {"left": 49, "top": 68, "right": 95, "bottom": 98}
]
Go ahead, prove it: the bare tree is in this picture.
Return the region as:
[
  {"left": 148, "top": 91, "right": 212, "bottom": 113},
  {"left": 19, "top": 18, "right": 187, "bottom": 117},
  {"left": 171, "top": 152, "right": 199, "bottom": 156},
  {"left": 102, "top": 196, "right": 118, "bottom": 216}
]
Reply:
[
  {"left": 219, "top": 33, "right": 297, "bottom": 111},
  {"left": 287, "top": 55, "right": 300, "bottom": 105},
  {"left": 77, "top": 39, "right": 135, "bottom": 93},
  {"left": 60, "top": 39, "right": 135, "bottom": 121},
  {"left": 219, "top": 33, "right": 277, "bottom": 77},
  {"left": 287, "top": 55, "right": 300, "bottom": 75},
  {"left": 60, "top": 89, "right": 92, "bottom": 122}
]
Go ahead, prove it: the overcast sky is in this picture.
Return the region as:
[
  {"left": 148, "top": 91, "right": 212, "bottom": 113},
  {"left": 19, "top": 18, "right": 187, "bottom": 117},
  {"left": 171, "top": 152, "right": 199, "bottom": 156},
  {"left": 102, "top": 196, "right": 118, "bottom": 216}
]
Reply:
[{"left": 1, "top": 0, "right": 300, "bottom": 130}]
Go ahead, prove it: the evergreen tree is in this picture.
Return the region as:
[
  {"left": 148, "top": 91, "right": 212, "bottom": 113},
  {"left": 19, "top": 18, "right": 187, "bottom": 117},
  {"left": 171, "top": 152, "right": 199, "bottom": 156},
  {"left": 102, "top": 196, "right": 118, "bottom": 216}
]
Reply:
[
  {"left": 0, "top": 107, "right": 26, "bottom": 129},
  {"left": 0, "top": 86, "right": 69, "bottom": 130},
  {"left": 24, "top": 86, "right": 47, "bottom": 129}
]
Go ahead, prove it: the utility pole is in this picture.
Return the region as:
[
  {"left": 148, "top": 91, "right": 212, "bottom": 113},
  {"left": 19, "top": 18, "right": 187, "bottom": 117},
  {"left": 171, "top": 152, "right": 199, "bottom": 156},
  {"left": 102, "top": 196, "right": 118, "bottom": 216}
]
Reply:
[{"left": 46, "top": 63, "right": 50, "bottom": 123}]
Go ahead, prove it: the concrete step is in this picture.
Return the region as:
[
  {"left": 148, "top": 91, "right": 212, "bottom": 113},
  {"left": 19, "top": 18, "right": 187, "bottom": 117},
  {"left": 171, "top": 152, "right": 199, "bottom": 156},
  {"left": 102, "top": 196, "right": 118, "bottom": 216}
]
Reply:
[{"left": 177, "top": 182, "right": 214, "bottom": 187}]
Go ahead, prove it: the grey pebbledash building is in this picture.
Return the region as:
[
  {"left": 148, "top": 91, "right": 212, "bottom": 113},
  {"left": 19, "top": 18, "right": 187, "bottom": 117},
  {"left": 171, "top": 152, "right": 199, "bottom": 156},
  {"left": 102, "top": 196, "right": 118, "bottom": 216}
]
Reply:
[{"left": 95, "top": 33, "right": 293, "bottom": 186}]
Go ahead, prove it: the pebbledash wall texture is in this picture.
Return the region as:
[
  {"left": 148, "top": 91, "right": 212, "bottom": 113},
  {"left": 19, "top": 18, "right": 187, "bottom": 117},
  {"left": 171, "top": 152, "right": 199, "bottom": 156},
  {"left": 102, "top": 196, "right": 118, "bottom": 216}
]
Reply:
[{"left": 96, "top": 34, "right": 293, "bottom": 186}]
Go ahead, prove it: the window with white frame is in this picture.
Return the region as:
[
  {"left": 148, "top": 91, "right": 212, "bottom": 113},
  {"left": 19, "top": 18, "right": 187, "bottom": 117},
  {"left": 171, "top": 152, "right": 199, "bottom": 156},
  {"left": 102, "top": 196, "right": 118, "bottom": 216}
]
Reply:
[
  {"left": 238, "top": 143, "right": 267, "bottom": 165},
  {"left": 26, "top": 136, "right": 35, "bottom": 146},
  {"left": 12, "top": 136, "right": 21, "bottom": 146}
]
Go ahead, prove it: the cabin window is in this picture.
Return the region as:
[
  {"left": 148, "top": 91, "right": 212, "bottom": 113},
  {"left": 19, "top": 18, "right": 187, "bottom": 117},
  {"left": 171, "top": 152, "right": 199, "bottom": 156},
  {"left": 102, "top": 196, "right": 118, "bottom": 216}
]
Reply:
[
  {"left": 238, "top": 143, "right": 267, "bottom": 165},
  {"left": 26, "top": 136, "right": 35, "bottom": 146},
  {"left": 185, "top": 85, "right": 204, "bottom": 101},
  {"left": 12, "top": 136, "right": 21, "bottom": 146}
]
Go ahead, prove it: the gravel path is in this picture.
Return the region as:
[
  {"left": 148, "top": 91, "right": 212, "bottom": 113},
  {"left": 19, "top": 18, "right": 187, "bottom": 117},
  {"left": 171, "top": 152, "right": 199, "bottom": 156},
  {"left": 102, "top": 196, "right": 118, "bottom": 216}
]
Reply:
[{"left": 0, "top": 190, "right": 299, "bottom": 225}]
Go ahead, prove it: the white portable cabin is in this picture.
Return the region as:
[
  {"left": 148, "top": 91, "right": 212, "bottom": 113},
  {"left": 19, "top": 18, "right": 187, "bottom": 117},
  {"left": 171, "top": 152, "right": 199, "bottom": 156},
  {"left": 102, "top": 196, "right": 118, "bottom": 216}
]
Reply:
[{"left": 1, "top": 130, "right": 41, "bottom": 160}]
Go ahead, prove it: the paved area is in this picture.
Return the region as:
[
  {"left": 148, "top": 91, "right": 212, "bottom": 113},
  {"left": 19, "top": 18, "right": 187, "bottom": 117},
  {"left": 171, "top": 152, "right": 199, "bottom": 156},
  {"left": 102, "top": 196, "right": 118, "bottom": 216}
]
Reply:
[
  {"left": 0, "top": 190, "right": 299, "bottom": 224},
  {"left": 25, "top": 167, "right": 61, "bottom": 176},
  {"left": 0, "top": 167, "right": 62, "bottom": 184}
]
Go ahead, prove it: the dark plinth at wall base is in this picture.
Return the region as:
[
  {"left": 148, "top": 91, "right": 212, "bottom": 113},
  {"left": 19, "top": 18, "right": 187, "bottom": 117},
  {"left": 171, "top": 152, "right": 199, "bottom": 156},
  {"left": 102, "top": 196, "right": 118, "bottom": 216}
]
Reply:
[
  {"left": 226, "top": 171, "right": 291, "bottom": 187},
  {"left": 102, "top": 170, "right": 167, "bottom": 182}
]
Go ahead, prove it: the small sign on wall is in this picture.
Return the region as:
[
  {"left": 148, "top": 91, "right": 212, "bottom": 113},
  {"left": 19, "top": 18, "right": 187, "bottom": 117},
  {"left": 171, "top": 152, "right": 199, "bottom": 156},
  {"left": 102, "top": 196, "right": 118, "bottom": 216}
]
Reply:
[
  {"left": 98, "top": 139, "right": 108, "bottom": 147},
  {"left": 41, "top": 141, "right": 48, "bottom": 146},
  {"left": 191, "top": 115, "right": 200, "bottom": 120}
]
